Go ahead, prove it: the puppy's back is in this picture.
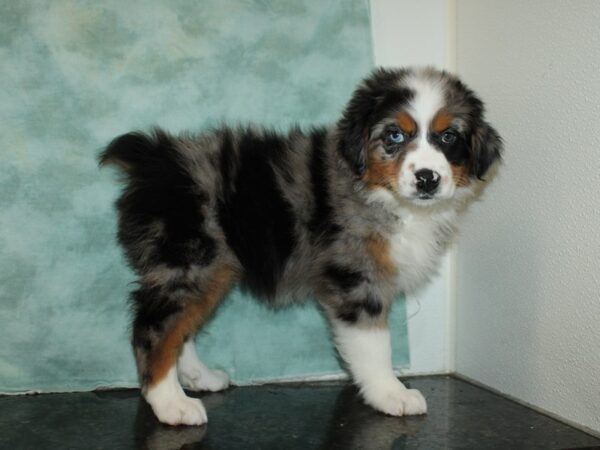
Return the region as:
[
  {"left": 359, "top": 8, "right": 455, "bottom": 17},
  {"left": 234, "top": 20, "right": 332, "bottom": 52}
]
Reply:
[{"left": 99, "top": 126, "right": 319, "bottom": 299}]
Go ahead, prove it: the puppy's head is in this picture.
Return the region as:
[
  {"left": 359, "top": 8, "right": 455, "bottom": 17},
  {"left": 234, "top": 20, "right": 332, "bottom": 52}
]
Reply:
[{"left": 337, "top": 67, "right": 502, "bottom": 206}]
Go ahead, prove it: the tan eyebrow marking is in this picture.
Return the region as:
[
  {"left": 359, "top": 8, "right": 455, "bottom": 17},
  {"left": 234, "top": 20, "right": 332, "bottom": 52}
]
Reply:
[
  {"left": 395, "top": 111, "right": 417, "bottom": 135},
  {"left": 431, "top": 110, "right": 454, "bottom": 133}
]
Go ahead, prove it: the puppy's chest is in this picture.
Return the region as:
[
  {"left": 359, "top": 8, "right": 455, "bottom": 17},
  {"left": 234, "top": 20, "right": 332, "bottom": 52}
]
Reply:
[{"left": 385, "top": 211, "right": 457, "bottom": 292}]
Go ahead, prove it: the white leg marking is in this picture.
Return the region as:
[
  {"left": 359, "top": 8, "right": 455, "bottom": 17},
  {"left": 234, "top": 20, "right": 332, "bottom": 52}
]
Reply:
[
  {"left": 177, "top": 340, "right": 230, "bottom": 392},
  {"left": 332, "top": 321, "right": 427, "bottom": 416},
  {"left": 145, "top": 366, "right": 208, "bottom": 426}
]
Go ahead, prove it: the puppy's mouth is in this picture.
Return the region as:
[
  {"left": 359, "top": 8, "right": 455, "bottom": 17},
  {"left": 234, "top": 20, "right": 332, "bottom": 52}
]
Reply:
[
  {"left": 408, "top": 192, "right": 444, "bottom": 207},
  {"left": 416, "top": 193, "right": 434, "bottom": 200}
]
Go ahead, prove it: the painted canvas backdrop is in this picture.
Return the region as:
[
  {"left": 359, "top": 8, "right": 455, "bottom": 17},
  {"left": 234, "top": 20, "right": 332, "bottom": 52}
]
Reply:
[{"left": 0, "top": 0, "right": 409, "bottom": 392}]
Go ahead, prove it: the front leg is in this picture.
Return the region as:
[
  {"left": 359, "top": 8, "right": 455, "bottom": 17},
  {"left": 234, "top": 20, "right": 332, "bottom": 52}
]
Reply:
[{"left": 331, "top": 318, "right": 427, "bottom": 416}]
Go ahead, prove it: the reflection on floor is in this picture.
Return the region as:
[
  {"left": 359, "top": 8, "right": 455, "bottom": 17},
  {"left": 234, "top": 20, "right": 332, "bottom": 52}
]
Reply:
[{"left": 1, "top": 376, "right": 599, "bottom": 449}]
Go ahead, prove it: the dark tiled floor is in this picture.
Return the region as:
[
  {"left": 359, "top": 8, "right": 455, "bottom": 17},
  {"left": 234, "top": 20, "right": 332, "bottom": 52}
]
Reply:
[{"left": 1, "top": 376, "right": 598, "bottom": 450}]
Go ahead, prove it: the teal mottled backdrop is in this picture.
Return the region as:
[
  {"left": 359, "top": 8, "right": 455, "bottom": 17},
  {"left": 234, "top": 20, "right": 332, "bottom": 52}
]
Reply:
[{"left": 0, "top": 0, "right": 409, "bottom": 392}]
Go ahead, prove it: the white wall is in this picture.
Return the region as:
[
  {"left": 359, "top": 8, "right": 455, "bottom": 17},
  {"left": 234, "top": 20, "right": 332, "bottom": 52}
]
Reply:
[
  {"left": 454, "top": 0, "right": 600, "bottom": 434},
  {"left": 370, "top": 0, "right": 456, "bottom": 375}
]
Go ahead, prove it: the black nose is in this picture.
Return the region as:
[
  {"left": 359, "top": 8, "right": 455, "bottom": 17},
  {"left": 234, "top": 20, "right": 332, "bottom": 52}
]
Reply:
[{"left": 415, "top": 169, "right": 441, "bottom": 194}]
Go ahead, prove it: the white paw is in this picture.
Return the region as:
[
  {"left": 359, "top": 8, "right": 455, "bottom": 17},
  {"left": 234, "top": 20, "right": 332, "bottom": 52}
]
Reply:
[
  {"left": 151, "top": 395, "right": 208, "bottom": 426},
  {"left": 364, "top": 383, "right": 427, "bottom": 416},
  {"left": 399, "top": 388, "right": 428, "bottom": 415},
  {"left": 179, "top": 368, "right": 230, "bottom": 392},
  {"left": 145, "top": 367, "right": 208, "bottom": 426}
]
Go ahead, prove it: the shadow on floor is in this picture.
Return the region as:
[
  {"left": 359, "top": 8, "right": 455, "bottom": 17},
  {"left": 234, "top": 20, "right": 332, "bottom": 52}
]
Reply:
[{"left": 1, "top": 376, "right": 598, "bottom": 449}]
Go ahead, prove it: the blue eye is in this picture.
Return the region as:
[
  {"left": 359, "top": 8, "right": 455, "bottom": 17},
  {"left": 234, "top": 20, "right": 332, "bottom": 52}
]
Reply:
[
  {"left": 441, "top": 130, "right": 457, "bottom": 145},
  {"left": 387, "top": 130, "right": 405, "bottom": 144}
]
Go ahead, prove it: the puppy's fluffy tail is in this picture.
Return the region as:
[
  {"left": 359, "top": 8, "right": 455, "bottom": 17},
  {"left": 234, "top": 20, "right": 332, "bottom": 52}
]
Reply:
[{"left": 98, "top": 128, "right": 177, "bottom": 178}]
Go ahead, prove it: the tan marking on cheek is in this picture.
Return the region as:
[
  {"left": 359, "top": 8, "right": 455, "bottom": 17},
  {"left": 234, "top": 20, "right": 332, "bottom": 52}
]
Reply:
[
  {"left": 367, "top": 233, "right": 397, "bottom": 278},
  {"left": 451, "top": 164, "right": 471, "bottom": 187},
  {"left": 396, "top": 111, "right": 417, "bottom": 135},
  {"left": 431, "top": 110, "right": 453, "bottom": 133},
  {"left": 362, "top": 152, "right": 401, "bottom": 191},
  {"left": 147, "top": 266, "right": 235, "bottom": 386}
]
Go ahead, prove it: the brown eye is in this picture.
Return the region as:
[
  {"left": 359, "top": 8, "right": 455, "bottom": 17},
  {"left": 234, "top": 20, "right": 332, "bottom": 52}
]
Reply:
[{"left": 441, "top": 130, "right": 457, "bottom": 145}]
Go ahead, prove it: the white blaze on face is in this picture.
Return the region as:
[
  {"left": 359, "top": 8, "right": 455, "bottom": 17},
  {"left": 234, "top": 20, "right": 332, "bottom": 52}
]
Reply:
[{"left": 398, "top": 74, "right": 456, "bottom": 202}]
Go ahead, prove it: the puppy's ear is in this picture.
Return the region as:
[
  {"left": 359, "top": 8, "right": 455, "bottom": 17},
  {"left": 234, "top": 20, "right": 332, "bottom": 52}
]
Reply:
[
  {"left": 337, "top": 68, "right": 412, "bottom": 176},
  {"left": 470, "top": 121, "right": 503, "bottom": 179},
  {"left": 337, "top": 68, "right": 413, "bottom": 177},
  {"left": 336, "top": 86, "right": 374, "bottom": 176}
]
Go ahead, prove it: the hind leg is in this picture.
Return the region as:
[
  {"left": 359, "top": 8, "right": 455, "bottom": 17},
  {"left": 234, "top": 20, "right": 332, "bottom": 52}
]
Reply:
[
  {"left": 132, "top": 266, "right": 234, "bottom": 426},
  {"left": 177, "top": 339, "right": 230, "bottom": 392}
]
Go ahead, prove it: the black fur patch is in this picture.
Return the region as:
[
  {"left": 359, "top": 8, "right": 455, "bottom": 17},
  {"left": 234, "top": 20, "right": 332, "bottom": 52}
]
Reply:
[
  {"left": 218, "top": 129, "right": 237, "bottom": 197},
  {"left": 430, "top": 132, "right": 470, "bottom": 166},
  {"left": 308, "top": 128, "right": 341, "bottom": 242},
  {"left": 101, "top": 129, "right": 216, "bottom": 270},
  {"left": 325, "top": 265, "right": 364, "bottom": 291},
  {"left": 131, "top": 284, "right": 183, "bottom": 333},
  {"left": 336, "top": 295, "right": 383, "bottom": 323},
  {"left": 471, "top": 122, "right": 503, "bottom": 179},
  {"left": 217, "top": 129, "right": 297, "bottom": 299},
  {"left": 337, "top": 308, "right": 359, "bottom": 323},
  {"left": 360, "top": 295, "right": 383, "bottom": 316},
  {"left": 371, "top": 88, "right": 415, "bottom": 125}
]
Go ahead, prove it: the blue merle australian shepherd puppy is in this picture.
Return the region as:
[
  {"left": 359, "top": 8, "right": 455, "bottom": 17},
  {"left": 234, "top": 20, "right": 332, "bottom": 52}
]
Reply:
[{"left": 100, "top": 67, "right": 502, "bottom": 426}]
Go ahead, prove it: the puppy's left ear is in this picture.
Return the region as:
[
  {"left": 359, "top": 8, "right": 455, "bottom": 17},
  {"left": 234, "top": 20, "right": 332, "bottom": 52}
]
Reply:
[{"left": 470, "top": 121, "right": 503, "bottom": 179}]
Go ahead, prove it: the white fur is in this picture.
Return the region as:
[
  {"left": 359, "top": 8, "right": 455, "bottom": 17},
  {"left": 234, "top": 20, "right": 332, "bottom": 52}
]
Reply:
[
  {"left": 391, "top": 207, "right": 458, "bottom": 292},
  {"left": 398, "top": 73, "right": 456, "bottom": 201},
  {"left": 332, "top": 320, "right": 427, "bottom": 416},
  {"left": 365, "top": 187, "right": 397, "bottom": 205},
  {"left": 365, "top": 189, "right": 463, "bottom": 293},
  {"left": 405, "top": 72, "right": 444, "bottom": 123},
  {"left": 144, "top": 366, "right": 208, "bottom": 426},
  {"left": 177, "top": 340, "right": 230, "bottom": 392},
  {"left": 365, "top": 189, "right": 462, "bottom": 293}
]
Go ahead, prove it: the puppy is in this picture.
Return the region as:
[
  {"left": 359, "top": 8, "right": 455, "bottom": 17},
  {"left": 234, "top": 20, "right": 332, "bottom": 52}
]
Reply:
[{"left": 100, "top": 67, "right": 502, "bottom": 426}]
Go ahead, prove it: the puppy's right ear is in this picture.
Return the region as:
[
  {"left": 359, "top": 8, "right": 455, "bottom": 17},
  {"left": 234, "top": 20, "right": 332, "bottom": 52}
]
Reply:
[
  {"left": 336, "top": 68, "right": 410, "bottom": 177},
  {"left": 336, "top": 83, "right": 374, "bottom": 177}
]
